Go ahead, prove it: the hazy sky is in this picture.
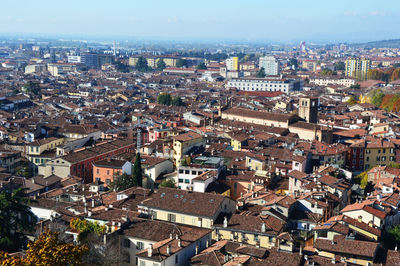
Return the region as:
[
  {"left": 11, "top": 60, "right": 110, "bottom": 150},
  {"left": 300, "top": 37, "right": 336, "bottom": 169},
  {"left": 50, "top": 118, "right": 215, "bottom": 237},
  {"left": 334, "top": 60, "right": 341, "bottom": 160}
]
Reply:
[{"left": 1, "top": 0, "right": 400, "bottom": 43}]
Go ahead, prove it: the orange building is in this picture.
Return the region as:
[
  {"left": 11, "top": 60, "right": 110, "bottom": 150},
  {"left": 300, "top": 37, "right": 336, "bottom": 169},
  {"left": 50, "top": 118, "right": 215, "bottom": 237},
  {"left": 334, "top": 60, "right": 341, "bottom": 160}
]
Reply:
[{"left": 92, "top": 159, "right": 132, "bottom": 186}]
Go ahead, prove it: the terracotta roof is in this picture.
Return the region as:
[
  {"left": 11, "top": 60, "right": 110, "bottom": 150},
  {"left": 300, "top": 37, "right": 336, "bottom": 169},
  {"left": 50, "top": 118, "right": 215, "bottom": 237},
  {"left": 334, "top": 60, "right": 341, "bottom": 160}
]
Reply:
[{"left": 314, "top": 235, "right": 378, "bottom": 258}]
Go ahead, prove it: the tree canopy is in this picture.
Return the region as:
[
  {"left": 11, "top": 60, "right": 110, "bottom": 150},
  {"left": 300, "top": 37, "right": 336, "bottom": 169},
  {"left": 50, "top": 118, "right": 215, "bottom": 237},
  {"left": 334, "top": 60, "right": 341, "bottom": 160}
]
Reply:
[
  {"left": 70, "top": 218, "right": 106, "bottom": 243},
  {"left": 24, "top": 81, "right": 41, "bottom": 95},
  {"left": 0, "top": 187, "right": 37, "bottom": 252},
  {"left": 256, "top": 67, "right": 266, "bottom": 78},
  {"left": 288, "top": 58, "right": 298, "bottom": 69},
  {"left": 156, "top": 58, "right": 167, "bottom": 71},
  {"left": 111, "top": 172, "right": 137, "bottom": 192},
  {"left": 157, "top": 93, "right": 173, "bottom": 105},
  {"left": 159, "top": 179, "right": 176, "bottom": 188},
  {"left": 0, "top": 230, "right": 88, "bottom": 265},
  {"left": 197, "top": 62, "right": 207, "bottom": 70},
  {"left": 176, "top": 59, "right": 188, "bottom": 68},
  {"left": 320, "top": 68, "right": 336, "bottom": 76},
  {"left": 135, "top": 57, "right": 149, "bottom": 72},
  {"left": 133, "top": 152, "right": 143, "bottom": 187},
  {"left": 334, "top": 61, "right": 345, "bottom": 71},
  {"left": 157, "top": 93, "right": 184, "bottom": 106}
]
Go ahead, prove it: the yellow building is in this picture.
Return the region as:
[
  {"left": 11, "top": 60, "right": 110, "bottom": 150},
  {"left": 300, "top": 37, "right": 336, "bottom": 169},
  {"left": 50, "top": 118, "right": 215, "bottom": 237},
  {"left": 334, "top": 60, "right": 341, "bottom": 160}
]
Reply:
[
  {"left": 364, "top": 138, "right": 395, "bottom": 170},
  {"left": 213, "top": 214, "right": 283, "bottom": 249},
  {"left": 26, "top": 137, "right": 64, "bottom": 167},
  {"left": 137, "top": 187, "right": 236, "bottom": 229},
  {"left": 128, "top": 56, "right": 178, "bottom": 68},
  {"left": 172, "top": 132, "right": 204, "bottom": 166}
]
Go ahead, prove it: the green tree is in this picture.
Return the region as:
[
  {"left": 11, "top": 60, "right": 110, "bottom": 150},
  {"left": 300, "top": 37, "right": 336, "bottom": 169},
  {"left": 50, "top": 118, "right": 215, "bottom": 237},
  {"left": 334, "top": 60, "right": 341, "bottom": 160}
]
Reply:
[
  {"left": 288, "top": 58, "right": 298, "bottom": 69},
  {"left": 371, "top": 89, "right": 385, "bottom": 107},
  {"left": 350, "top": 84, "right": 360, "bottom": 90},
  {"left": 24, "top": 81, "right": 41, "bottom": 95},
  {"left": 156, "top": 58, "right": 167, "bottom": 71},
  {"left": 176, "top": 58, "right": 188, "bottom": 68},
  {"left": 159, "top": 179, "right": 176, "bottom": 188},
  {"left": 114, "top": 61, "right": 129, "bottom": 73},
  {"left": 157, "top": 93, "right": 172, "bottom": 105},
  {"left": 384, "top": 225, "right": 400, "bottom": 249},
  {"left": 111, "top": 172, "right": 137, "bottom": 192},
  {"left": 0, "top": 187, "right": 37, "bottom": 252},
  {"left": 334, "top": 62, "right": 345, "bottom": 71},
  {"left": 256, "top": 67, "right": 266, "bottom": 78},
  {"left": 133, "top": 153, "right": 143, "bottom": 187},
  {"left": 171, "top": 96, "right": 185, "bottom": 106},
  {"left": 197, "top": 62, "right": 207, "bottom": 70},
  {"left": 70, "top": 218, "right": 106, "bottom": 243},
  {"left": 347, "top": 95, "right": 358, "bottom": 105},
  {"left": 135, "top": 57, "right": 149, "bottom": 72},
  {"left": 320, "top": 68, "right": 336, "bottom": 76}
]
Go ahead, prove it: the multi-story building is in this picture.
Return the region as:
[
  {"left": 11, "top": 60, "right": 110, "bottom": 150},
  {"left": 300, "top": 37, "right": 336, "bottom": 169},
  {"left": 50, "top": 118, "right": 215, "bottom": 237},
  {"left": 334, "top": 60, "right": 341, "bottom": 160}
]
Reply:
[
  {"left": 345, "top": 58, "right": 371, "bottom": 80},
  {"left": 309, "top": 77, "right": 356, "bottom": 87},
  {"left": 172, "top": 132, "right": 205, "bottom": 167},
  {"left": 225, "top": 57, "right": 239, "bottom": 71},
  {"left": 301, "top": 60, "right": 318, "bottom": 71},
  {"left": 364, "top": 138, "right": 396, "bottom": 170},
  {"left": 47, "top": 63, "right": 77, "bottom": 76},
  {"left": 226, "top": 77, "right": 303, "bottom": 94},
  {"left": 38, "top": 139, "right": 135, "bottom": 183},
  {"left": 81, "top": 53, "right": 99, "bottom": 69},
  {"left": 137, "top": 187, "right": 236, "bottom": 229},
  {"left": 92, "top": 158, "right": 132, "bottom": 186},
  {"left": 67, "top": 55, "right": 81, "bottom": 63},
  {"left": 175, "top": 156, "right": 224, "bottom": 191},
  {"left": 24, "top": 64, "right": 47, "bottom": 74},
  {"left": 259, "top": 56, "right": 279, "bottom": 75}
]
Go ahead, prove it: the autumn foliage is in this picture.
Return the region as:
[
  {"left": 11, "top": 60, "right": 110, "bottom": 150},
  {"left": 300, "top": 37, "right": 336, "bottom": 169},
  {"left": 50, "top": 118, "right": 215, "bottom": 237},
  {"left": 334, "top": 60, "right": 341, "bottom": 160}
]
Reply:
[{"left": 0, "top": 230, "right": 88, "bottom": 266}]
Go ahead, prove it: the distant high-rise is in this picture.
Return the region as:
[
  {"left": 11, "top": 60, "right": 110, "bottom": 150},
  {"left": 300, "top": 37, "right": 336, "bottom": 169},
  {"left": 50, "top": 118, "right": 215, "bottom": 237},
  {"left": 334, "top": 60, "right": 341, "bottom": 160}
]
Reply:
[
  {"left": 81, "top": 53, "right": 99, "bottom": 69},
  {"left": 259, "top": 56, "right": 279, "bottom": 76},
  {"left": 298, "top": 97, "right": 318, "bottom": 124},
  {"left": 345, "top": 58, "right": 370, "bottom": 81},
  {"left": 225, "top": 57, "right": 239, "bottom": 71}
]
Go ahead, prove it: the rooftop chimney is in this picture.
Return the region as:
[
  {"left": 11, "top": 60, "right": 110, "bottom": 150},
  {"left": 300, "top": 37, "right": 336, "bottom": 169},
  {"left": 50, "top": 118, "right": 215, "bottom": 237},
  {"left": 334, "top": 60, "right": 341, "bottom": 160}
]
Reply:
[
  {"left": 195, "top": 245, "right": 199, "bottom": 255},
  {"left": 178, "top": 239, "right": 181, "bottom": 247},
  {"left": 261, "top": 222, "right": 266, "bottom": 233},
  {"left": 223, "top": 217, "right": 228, "bottom": 228},
  {"left": 148, "top": 244, "right": 153, "bottom": 257},
  {"left": 166, "top": 244, "right": 171, "bottom": 255}
]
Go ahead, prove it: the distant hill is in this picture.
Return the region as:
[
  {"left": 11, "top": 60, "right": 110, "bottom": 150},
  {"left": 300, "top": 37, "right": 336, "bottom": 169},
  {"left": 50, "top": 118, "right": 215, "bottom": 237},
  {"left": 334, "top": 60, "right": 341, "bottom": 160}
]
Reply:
[{"left": 351, "top": 39, "right": 400, "bottom": 49}]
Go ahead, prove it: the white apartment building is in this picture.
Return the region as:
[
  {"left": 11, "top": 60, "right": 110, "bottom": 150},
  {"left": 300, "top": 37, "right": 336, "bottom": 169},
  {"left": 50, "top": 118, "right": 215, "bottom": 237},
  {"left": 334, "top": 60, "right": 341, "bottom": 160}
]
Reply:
[
  {"left": 259, "top": 56, "right": 279, "bottom": 75},
  {"left": 226, "top": 78, "right": 303, "bottom": 93},
  {"left": 67, "top": 56, "right": 81, "bottom": 63},
  {"left": 309, "top": 77, "right": 356, "bottom": 88}
]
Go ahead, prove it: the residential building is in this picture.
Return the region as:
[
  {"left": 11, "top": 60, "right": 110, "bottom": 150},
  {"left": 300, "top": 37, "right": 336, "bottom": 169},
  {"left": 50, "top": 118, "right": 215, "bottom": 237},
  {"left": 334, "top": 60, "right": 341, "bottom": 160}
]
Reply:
[
  {"left": 137, "top": 187, "right": 236, "bottom": 229},
  {"left": 226, "top": 77, "right": 303, "bottom": 94},
  {"left": 225, "top": 57, "right": 239, "bottom": 71},
  {"left": 172, "top": 132, "right": 205, "bottom": 167},
  {"left": 92, "top": 158, "right": 132, "bottom": 186},
  {"left": 345, "top": 58, "right": 371, "bottom": 80},
  {"left": 259, "top": 56, "right": 279, "bottom": 75}
]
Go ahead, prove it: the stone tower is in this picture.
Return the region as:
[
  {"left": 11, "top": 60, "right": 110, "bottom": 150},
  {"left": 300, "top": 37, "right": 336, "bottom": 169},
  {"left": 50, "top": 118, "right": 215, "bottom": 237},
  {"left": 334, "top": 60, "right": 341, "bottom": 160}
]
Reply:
[{"left": 298, "top": 97, "right": 318, "bottom": 123}]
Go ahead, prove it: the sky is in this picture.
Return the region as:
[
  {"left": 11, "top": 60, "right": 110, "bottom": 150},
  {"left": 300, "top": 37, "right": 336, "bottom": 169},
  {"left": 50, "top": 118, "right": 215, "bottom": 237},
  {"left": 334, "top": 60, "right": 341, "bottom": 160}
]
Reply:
[{"left": 1, "top": 0, "right": 400, "bottom": 43}]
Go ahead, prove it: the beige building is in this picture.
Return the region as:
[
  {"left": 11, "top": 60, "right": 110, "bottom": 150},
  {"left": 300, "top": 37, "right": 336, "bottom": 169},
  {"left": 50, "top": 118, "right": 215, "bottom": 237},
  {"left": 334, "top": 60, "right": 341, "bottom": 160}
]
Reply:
[{"left": 137, "top": 188, "right": 236, "bottom": 229}]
